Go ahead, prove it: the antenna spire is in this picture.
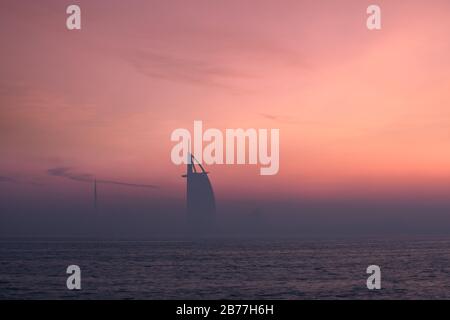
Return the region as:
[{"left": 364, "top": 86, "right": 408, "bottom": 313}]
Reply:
[{"left": 94, "top": 178, "right": 97, "bottom": 209}]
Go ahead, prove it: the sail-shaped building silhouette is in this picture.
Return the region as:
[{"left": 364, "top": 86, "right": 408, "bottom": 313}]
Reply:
[{"left": 182, "top": 153, "right": 216, "bottom": 230}]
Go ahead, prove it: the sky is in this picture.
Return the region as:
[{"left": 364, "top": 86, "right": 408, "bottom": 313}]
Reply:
[{"left": 1, "top": 0, "right": 450, "bottom": 236}]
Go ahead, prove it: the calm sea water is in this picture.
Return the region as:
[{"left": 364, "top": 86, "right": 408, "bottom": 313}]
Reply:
[{"left": 1, "top": 237, "right": 450, "bottom": 299}]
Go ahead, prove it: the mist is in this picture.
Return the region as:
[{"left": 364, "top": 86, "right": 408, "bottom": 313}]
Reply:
[{"left": 2, "top": 182, "right": 450, "bottom": 239}]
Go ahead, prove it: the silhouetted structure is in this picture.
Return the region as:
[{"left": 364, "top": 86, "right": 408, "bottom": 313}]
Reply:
[
  {"left": 94, "top": 178, "right": 97, "bottom": 209},
  {"left": 182, "top": 153, "right": 216, "bottom": 231}
]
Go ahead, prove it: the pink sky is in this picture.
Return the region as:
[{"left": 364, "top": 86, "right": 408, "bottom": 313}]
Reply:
[{"left": 1, "top": 0, "right": 450, "bottom": 202}]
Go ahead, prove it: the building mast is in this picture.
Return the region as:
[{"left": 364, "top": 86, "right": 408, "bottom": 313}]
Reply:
[{"left": 94, "top": 178, "right": 97, "bottom": 209}]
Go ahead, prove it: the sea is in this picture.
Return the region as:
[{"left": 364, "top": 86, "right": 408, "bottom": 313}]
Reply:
[{"left": 1, "top": 237, "right": 450, "bottom": 299}]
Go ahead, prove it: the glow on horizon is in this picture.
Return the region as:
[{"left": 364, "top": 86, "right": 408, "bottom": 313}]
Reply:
[{"left": 1, "top": 0, "right": 450, "bottom": 201}]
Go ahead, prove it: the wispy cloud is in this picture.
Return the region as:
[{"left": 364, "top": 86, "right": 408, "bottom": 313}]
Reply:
[
  {"left": 0, "top": 176, "right": 17, "bottom": 183},
  {"left": 94, "top": 179, "right": 158, "bottom": 189},
  {"left": 259, "top": 113, "right": 319, "bottom": 125},
  {"left": 47, "top": 167, "right": 158, "bottom": 189},
  {"left": 0, "top": 175, "right": 43, "bottom": 186},
  {"left": 128, "top": 50, "right": 257, "bottom": 89}
]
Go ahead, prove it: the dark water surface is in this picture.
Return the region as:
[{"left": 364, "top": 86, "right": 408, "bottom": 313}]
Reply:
[{"left": 1, "top": 237, "right": 450, "bottom": 299}]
